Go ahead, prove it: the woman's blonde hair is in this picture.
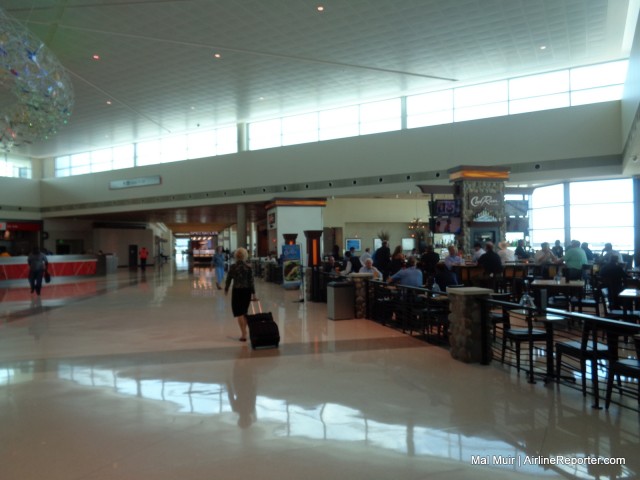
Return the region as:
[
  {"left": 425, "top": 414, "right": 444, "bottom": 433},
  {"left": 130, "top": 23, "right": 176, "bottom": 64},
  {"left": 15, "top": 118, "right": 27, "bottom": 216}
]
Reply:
[{"left": 234, "top": 247, "right": 249, "bottom": 262}]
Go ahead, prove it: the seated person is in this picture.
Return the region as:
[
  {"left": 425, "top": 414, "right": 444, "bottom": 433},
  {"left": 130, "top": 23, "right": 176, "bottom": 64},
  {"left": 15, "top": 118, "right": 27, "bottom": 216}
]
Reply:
[
  {"left": 389, "top": 256, "right": 423, "bottom": 287},
  {"left": 471, "top": 243, "right": 485, "bottom": 262},
  {"left": 476, "top": 242, "right": 503, "bottom": 288},
  {"left": 534, "top": 242, "right": 560, "bottom": 278},
  {"left": 534, "top": 242, "right": 558, "bottom": 265},
  {"left": 323, "top": 256, "right": 339, "bottom": 273},
  {"left": 552, "top": 240, "right": 564, "bottom": 259},
  {"left": 599, "top": 242, "right": 621, "bottom": 265},
  {"left": 599, "top": 255, "right": 628, "bottom": 308},
  {"left": 444, "top": 245, "right": 463, "bottom": 270},
  {"left": 514, "top": 240, "right": 529, "bottom": 260},
  {"left": 581, "top": 242, "right": 594, "bottom": 262},
  {"left": 497, "top": 241, "right": 515, "bottom": 263},
  {"left": 358, "top": 258, "right": 382, "bottom": 280},
  {"left": 433, "top": 262, "right": 457, "bottom": 291}
]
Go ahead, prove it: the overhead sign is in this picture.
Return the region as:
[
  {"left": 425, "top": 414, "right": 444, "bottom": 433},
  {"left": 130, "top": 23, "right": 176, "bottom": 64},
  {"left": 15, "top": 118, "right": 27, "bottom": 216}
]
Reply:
[{"left": 109, "top": 175, "right": 161, "bottom": 190}]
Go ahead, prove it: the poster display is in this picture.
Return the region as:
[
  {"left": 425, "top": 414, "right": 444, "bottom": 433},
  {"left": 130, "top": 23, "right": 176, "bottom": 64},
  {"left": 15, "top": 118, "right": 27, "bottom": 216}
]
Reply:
[{"left": 282, "top": 244, "right": 302, "bottom": 289}]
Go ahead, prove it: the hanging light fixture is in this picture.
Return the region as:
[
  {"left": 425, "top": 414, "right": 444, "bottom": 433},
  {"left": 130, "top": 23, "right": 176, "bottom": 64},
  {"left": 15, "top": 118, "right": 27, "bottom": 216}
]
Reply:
[
  {"left": 0, "top": 7, "right": 74, "bottom": 151},
  {"left": 408, "top": 217, "right": 425, "bottom": 237}
]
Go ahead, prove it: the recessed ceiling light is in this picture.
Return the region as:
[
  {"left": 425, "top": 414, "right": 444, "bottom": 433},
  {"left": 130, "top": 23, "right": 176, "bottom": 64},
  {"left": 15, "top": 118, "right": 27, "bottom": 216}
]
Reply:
[
  {"left": 92, "top": 54, "right": 100, "bottom": 60},
  {"left": 106, "top": 100, "right": 112, "bottom": 105},
  {"left": 259, "top": 97, "right": 265, "bottom": 101},
  {"left": 213, "top": 53, "right": 221, "bottom": 59},
  {"left": 539, "top": 45, "right": 547, "bottom": 50},
  {"left": 317, "top": 5, "right": 325, "bottom": 12}
]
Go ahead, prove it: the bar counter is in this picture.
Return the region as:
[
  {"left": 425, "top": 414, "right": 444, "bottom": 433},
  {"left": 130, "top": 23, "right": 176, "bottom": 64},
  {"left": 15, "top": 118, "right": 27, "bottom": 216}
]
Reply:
[{"left": 0, "top": 255, "right": 97, "bottom": 281}]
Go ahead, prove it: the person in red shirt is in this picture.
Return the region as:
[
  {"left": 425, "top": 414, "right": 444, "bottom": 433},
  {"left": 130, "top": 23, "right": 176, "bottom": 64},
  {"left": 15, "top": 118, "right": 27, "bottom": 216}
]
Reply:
[{"left": 139, "top": 247, "right": 149, "bottom": 271}]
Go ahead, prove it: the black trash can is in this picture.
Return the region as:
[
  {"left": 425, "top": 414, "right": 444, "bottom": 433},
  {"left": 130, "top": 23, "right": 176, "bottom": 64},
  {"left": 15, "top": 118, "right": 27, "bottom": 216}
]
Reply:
[{"left": 327, "top": 281, "right": 354, "bottom": 320}]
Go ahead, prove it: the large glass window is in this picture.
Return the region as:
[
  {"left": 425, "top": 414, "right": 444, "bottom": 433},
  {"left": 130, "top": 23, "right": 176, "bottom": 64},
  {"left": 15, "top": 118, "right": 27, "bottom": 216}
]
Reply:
[
  {"left": 1, "top": 153, "right": 32, "bottom": 178},
  {"left": 406, "top": 90, "right": 453, "bottom": 128},
  {"left": 52, "top": 59, "right": 627, "bottom": 177},
  {"left": 359, "top": 99, "right": 401, "bottom": 135},
  {"left": 248, "top": 119, "right": 282, "bottom": 150},
  {"left": 282, "top": 112, "right": 319, "bottom": 146},
  {"left": 319, "top": 106, "right": 359, "bottom": 141},
  {"left": 529, "top": 184, "right": 564, "bottom": 247},
  {"left": 569, "top": 179, "right": 634, "bottom": 251},
  {"left": 530, "top": 179, "right": 635, "bottom": 255}
]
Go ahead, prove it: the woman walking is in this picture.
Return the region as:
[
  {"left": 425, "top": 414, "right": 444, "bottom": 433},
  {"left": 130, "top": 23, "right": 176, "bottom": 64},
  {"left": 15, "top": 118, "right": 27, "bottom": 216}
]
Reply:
[{"left": 224, "top": 248, "right": 257, "bottom": 342}]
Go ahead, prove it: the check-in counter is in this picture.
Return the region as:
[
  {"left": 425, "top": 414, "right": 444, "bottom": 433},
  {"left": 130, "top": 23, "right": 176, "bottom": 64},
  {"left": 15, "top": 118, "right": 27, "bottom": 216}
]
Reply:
[{"left": 0, "top": 255, "right": 98, "bottom": 281}]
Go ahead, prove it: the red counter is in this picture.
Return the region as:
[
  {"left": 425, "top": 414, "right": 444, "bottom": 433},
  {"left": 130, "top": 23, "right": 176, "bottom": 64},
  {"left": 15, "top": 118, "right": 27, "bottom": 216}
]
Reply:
[{"left": 0, "top": 255, "right": 97, "bottom": 281}]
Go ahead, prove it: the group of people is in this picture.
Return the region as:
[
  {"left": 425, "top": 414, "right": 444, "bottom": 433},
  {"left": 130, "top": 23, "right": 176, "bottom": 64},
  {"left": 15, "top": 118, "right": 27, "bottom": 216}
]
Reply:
[{"left": 331, "top": 238, "right": 630, "bottom": 291}]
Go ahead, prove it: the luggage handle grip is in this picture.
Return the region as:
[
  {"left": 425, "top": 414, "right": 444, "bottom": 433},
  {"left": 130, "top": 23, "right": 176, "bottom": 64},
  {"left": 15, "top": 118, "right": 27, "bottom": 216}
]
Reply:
[{"left": 250, "top": 300, "right": 262, "bottom": 314}]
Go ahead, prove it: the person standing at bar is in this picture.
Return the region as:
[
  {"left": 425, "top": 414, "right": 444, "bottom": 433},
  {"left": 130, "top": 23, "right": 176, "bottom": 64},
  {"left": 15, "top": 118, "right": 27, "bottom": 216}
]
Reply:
[
  {"left": 563, "top": 240, "right": 588, "bottom": 280},
  {"left": 374, "top": 241, "right": 391, "bottom": 280}
]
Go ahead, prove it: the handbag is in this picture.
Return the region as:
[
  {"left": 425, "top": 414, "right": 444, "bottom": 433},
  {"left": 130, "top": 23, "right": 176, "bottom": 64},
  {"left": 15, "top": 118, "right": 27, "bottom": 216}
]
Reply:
[{"left": 44, "top": 271, "right": 51, "bottom": 283}]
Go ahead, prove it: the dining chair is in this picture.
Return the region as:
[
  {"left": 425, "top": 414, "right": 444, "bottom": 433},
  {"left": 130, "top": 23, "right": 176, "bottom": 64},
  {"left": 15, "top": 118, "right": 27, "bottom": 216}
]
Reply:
[
  {"left": 555, "top": 317, "right": 609, "bottom": 396},
  {"left": 501, "top": 308, "right": 551, "bottom": 382},
  {"left": 487, "top": 292, "right": 513, "bottom": 341},
  {"left": 605, "top": 334, "right": 640, "bottom": 409},
  {"left": 601, "top": 287, "right": 639, "bottom": 322},
  {"left": 569, "top": 281, "right": 600, "bottom": 316}
]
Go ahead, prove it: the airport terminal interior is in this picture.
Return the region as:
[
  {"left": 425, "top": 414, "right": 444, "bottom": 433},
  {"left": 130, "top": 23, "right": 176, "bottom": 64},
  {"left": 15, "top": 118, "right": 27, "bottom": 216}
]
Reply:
[
  {"left": 1, "top": 260, "right": 638, "bottom": 480},
  {"left": 2, "top": 1, "right": 640, "bottom": 479}
]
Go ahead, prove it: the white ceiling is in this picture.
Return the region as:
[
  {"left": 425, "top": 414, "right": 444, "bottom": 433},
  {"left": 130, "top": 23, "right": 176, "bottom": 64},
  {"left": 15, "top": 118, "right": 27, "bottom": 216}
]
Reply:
[{"left": 2, "top": 0, "right": 636, "bottom": 159}]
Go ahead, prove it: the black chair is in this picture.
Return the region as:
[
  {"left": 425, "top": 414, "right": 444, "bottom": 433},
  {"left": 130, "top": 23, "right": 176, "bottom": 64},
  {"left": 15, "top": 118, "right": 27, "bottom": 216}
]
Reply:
[
  {"left": 417, "top": 292, "right": 451, "bottom": 342},
  {"left": 605, "top": 334, "right": 640, "bottom": 409},
  {"left": 501, "top": 308, "right": 551, "bottom": 382},
  {"left": 488, "top": 292, "right": 513, "bottom": 341},
  {"left": 569, "top": 284, "right": 600, "bottom": 316},
  {"left": 555, "top": 317, "right": 609, "bottom": 396},
  {"left": 600, "top": 287, "right": 639, "bottom": 322}
]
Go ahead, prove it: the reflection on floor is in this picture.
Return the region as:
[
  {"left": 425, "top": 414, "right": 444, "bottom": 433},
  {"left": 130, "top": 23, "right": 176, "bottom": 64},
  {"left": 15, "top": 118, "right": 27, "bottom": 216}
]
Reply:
[{"left": 0, "top": 259, "right": 638, "bottom": 480}]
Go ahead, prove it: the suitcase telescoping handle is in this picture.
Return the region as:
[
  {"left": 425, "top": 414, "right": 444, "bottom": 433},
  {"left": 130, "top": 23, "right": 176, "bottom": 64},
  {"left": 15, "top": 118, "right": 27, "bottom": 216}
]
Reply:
[{"left": 250, "top": 299, "right": 262, "bottom": 314}]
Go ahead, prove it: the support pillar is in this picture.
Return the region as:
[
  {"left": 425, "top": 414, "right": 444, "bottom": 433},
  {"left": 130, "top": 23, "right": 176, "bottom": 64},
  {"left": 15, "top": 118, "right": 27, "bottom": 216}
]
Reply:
[{"left": 447, "top": 287, "right": 493, "bottom": 364}]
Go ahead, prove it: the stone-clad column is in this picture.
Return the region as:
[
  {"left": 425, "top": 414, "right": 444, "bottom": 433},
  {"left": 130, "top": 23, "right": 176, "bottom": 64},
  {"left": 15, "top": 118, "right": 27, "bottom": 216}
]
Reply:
[
  {"left": 349, "top": 273, "right": 371, "bottom": 318},
  {"left": 447, "top": 287, "right": 493, "bottom": 364}
]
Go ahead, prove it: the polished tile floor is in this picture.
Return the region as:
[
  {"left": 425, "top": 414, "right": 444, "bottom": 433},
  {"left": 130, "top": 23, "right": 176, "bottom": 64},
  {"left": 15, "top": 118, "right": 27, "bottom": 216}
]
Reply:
[{"left": 1, "top": 259, "right": 638, "bottom": 480}]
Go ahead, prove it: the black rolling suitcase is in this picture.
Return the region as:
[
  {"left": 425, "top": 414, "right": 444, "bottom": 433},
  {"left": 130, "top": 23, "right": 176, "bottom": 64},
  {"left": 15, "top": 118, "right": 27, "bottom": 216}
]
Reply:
[{"left": 246, "top": 301, "right": 280, "bottom": 350}]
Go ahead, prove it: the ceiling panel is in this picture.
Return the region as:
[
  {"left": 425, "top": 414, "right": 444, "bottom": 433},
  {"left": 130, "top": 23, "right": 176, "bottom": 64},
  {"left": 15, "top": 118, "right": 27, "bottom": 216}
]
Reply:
[{"left": 2, "top": 0, "right": 632, "bottom": 159}]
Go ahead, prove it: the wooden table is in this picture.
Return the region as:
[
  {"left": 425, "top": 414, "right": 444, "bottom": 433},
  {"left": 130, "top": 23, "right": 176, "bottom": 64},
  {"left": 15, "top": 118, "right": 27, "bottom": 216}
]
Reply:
[
  {"left": 618, "top": 288, "right": 640, "bottom": 316},
  {"left": 530, "top": 279, "right": 585, "bottom": 309}
]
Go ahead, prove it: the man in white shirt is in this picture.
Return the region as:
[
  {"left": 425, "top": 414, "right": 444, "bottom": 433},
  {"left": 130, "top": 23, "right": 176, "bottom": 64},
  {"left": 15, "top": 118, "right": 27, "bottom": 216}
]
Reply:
[
  {"left": 359, "top": 247, "right": 372, "bottom": 264},
  {"left": 471, "top": 243, "right": 485, "bottom": 262}
]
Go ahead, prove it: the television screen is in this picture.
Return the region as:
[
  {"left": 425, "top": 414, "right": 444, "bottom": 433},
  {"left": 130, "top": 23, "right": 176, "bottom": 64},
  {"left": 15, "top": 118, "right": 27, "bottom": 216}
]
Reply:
[
  {"left": 401, "top": 238, "right": 415, "bottom": 251},
  {"left": 433, "top": 217, "right": 461, "bottom": 233},
  {"left": 434, "top": 199, "right": 461, "bottom": 217},
  {"left": 345, "top": 238, "right": 362, "bottom": 252}
]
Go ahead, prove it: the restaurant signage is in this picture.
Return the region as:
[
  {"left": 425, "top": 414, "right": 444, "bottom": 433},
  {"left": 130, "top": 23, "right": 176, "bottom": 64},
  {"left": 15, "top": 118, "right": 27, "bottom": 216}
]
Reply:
[
  {"left": 5, "top": 222, "right": 41, "bottom": 231},
  {"left": 109, "top": 175, "right": 162, "bottom": 190},
  {"left": 470, "top": 195, "right": 499, "bottom": 208}
]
